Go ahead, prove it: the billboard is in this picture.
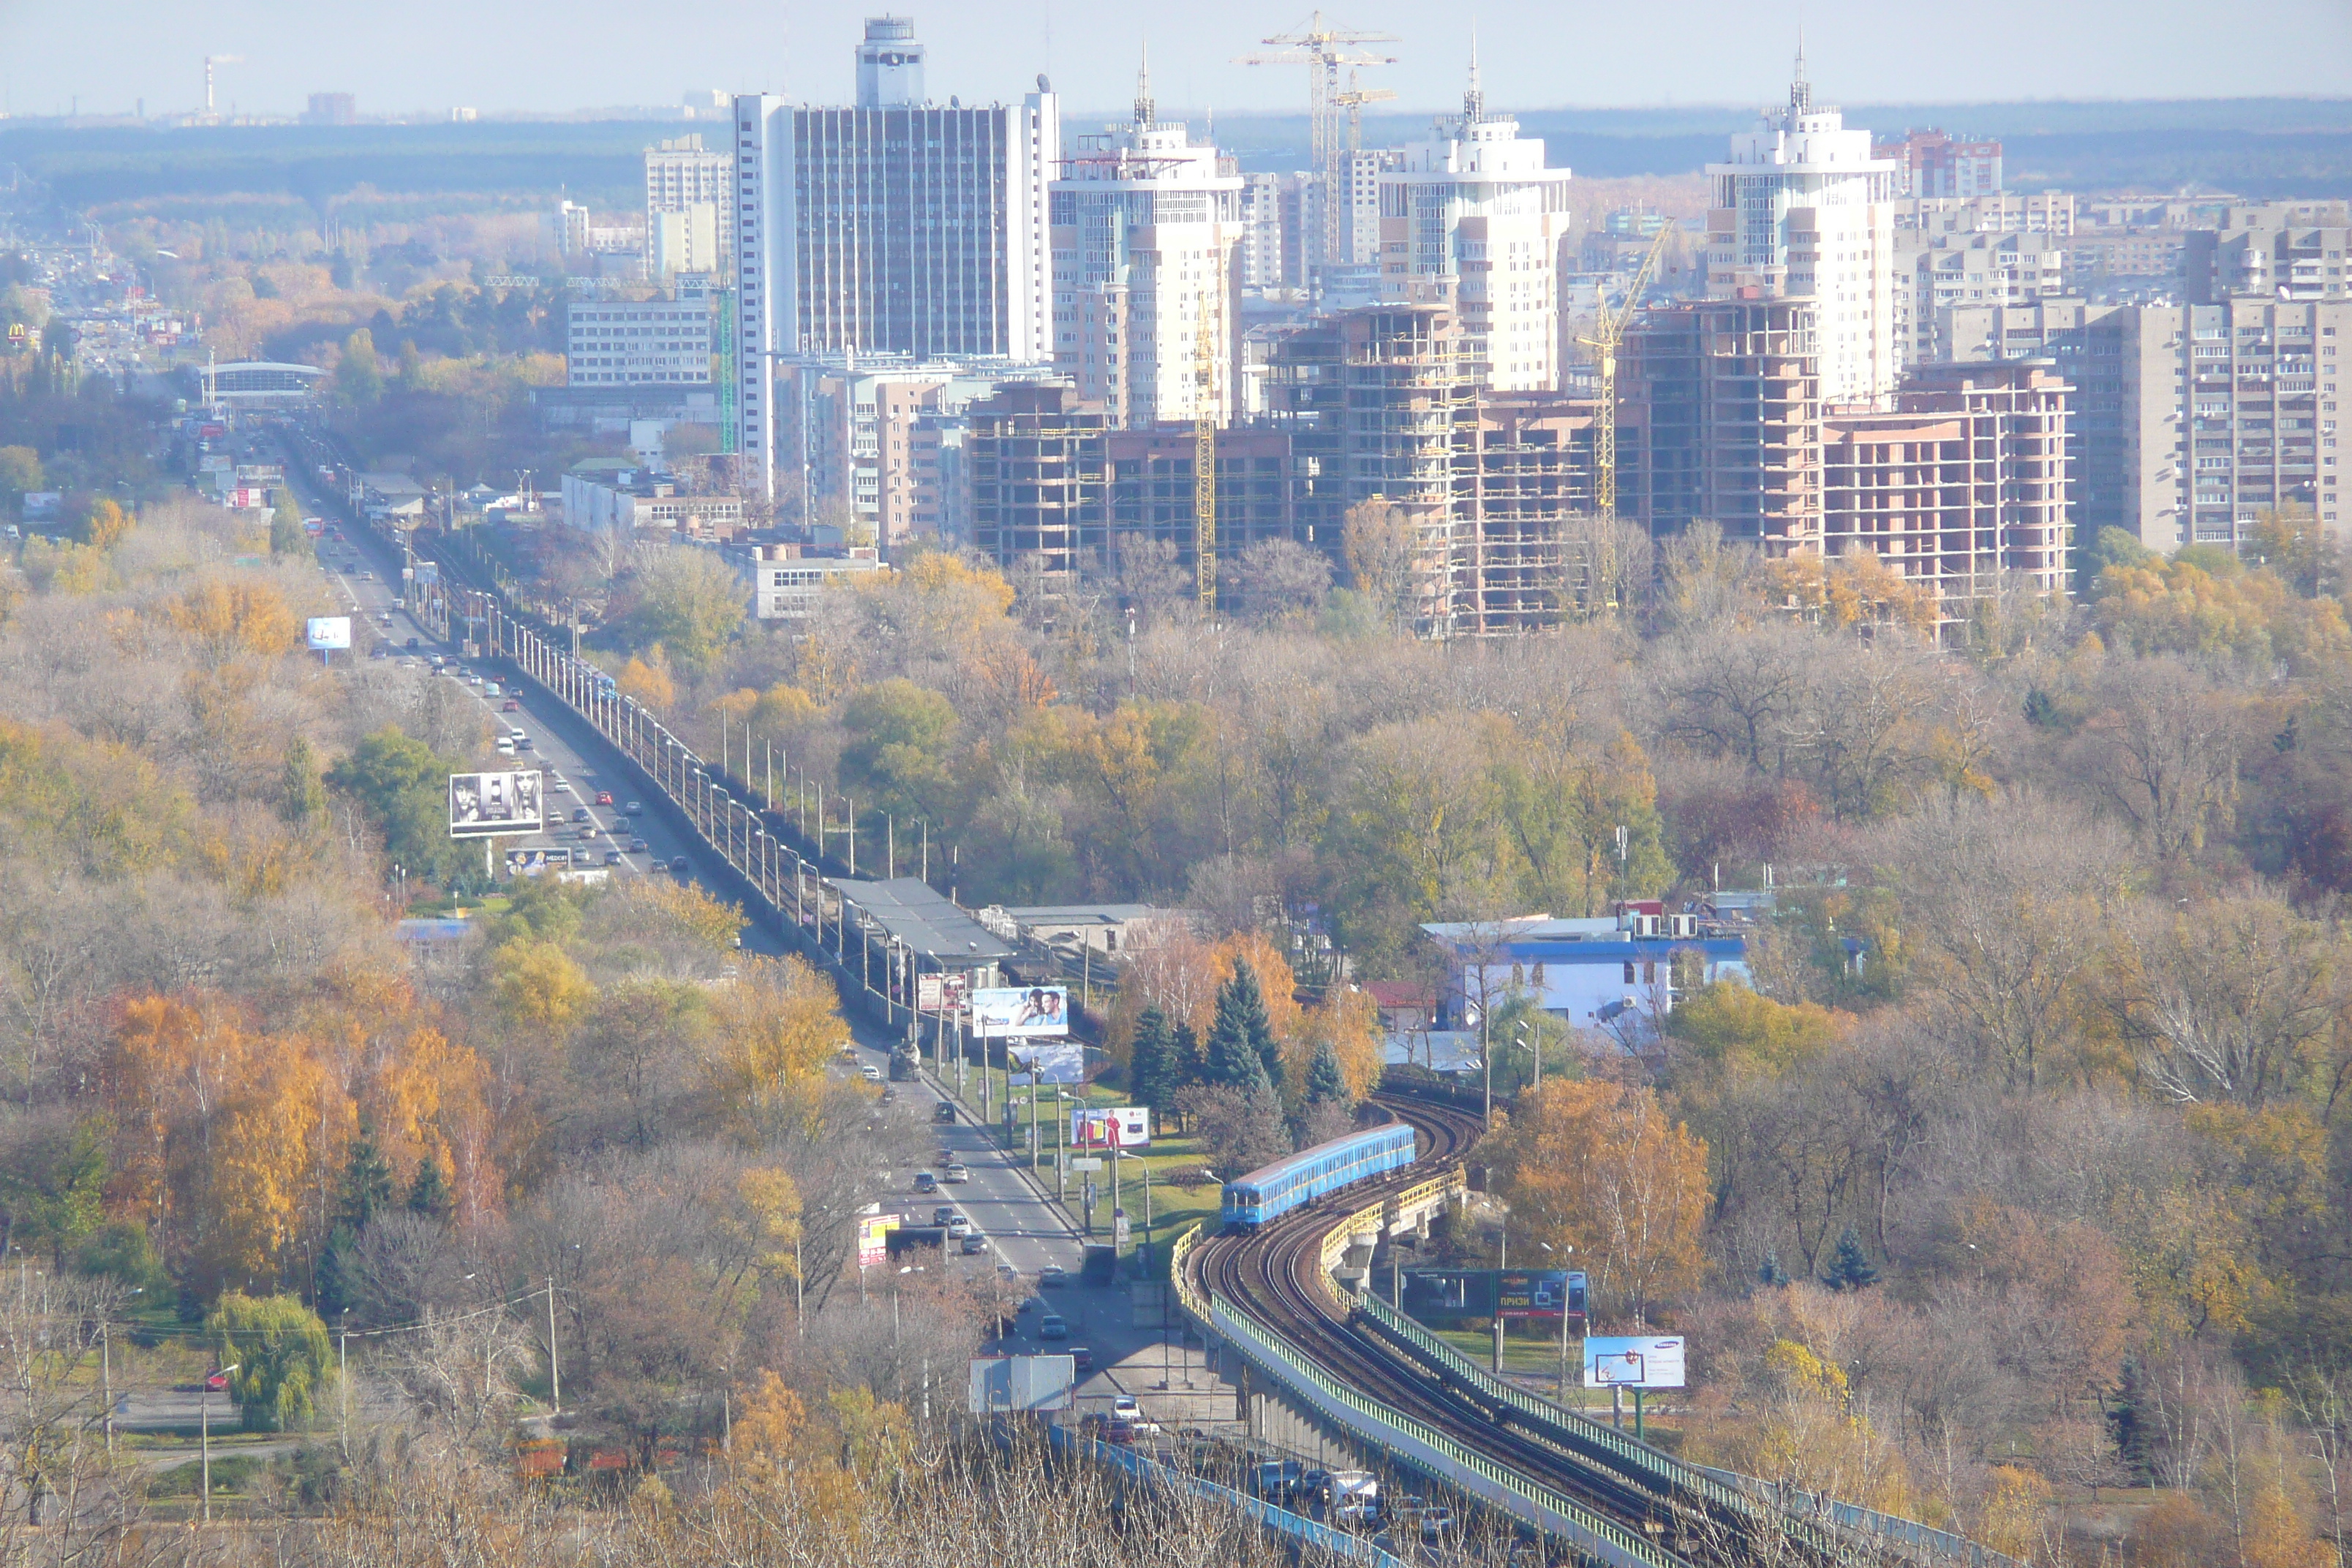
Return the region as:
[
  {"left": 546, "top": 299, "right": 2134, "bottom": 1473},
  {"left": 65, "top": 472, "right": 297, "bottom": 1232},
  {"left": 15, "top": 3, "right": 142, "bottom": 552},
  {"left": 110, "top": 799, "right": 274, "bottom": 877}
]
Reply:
[
  {"left": 1585, "top": 1335, "right": 1687, "bottom": 1390},
  {"left": 448, "top": 770, "right": 544, "bottom": 839},
  {"left": 1009, "top": 1043, "right": 1085, "bottom": 1085},
  {"left": 305, "top": 616, "right": 352, "bottom": 650},
  {"left": 1071, "top": 1106, "right": 1151, "bottom": 1152},
  {"left": 1498, "top": 1270, "right": 1588, "bottom": 1322},
  {"left": 856, "top": 1213, "right": 900, "bottom": 1270},
  {"left": 916, "top": 972, "right": 971, "bottom": 1013},
  {"left": 972, "top": 986, "right": 1069, "bottom": 1039}
]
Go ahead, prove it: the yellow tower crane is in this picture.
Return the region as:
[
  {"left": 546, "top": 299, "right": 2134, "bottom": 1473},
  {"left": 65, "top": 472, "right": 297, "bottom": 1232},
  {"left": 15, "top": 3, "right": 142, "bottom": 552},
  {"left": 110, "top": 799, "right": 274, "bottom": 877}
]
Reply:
[
  {"left": 1578, "top": 219, "right": 1675, "bottom": 521},
  {"left": 1234, "top": 12, "right": 1398, "bottom": 279}
]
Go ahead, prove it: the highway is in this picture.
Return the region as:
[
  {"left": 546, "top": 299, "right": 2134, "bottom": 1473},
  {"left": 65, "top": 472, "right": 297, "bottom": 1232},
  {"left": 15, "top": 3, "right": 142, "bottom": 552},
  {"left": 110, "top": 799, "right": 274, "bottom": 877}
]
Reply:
[{"left": 281, "top": 434, "right": 1149, "bottom": 1398}]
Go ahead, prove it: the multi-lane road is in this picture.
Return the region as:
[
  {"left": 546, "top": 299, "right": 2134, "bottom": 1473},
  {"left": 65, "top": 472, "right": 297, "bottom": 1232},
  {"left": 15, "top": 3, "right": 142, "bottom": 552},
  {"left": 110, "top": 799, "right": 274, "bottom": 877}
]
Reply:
[{"left": 294, "top": 452, "right": 1161, "bottom": 1400}]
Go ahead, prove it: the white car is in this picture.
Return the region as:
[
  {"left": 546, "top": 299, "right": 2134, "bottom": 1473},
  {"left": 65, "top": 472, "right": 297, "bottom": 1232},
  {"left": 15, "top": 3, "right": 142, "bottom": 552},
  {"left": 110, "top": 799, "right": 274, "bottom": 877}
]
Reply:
[
  {"left": 553, "top": 780, "right": 573, "bottom": 794},
  {"left": 859, "top": 1063, "right": 882, "bottom": 1082},
  {"left": 1111, "top": 1395, "right": 1141, "bottom": 1420}
]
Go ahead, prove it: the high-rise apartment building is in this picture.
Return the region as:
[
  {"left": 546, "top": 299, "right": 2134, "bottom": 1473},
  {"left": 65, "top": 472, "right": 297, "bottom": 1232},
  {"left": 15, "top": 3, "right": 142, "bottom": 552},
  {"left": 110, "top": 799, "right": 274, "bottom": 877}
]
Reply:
[
  {"left": 1948, "top": 296, "right": 2349, "bottom": 548},
  {"left": 1048, "top": 66, "right": 1243, "bottom": 428},
  {"left": 1376, "top": 68, "right": 1571, "bottom": 392},
  {"left": 303, "top": 93, "right": 357, "bottom": 127},
  {"left": 644, "top": 135, "right": 729, "bottom": 282},
  {"left": 1706, "top": 59, "right": 1899, "bottom": 407},
  {"left": 1893, "top": 229, "right": 2068, "bottom": 366},
  {"left": 2183, "top": 211, "right": 2352, "bottom": 304},
  {"left": 1872, "top": 129, "right": 2003, "bottom": 200},
  {"left": 734, "top": 18, "right": 1059, "bottom": 500},
  {"left": 1239, "top": 173, "right": 1312, "bottom": 292}
]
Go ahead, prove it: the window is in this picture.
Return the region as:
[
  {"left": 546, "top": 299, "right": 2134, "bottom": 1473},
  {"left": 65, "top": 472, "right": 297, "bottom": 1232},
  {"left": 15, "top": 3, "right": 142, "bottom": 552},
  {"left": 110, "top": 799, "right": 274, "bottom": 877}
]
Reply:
[{"left": 1622, "top": 961, "right": 1637, "bottom": 984}]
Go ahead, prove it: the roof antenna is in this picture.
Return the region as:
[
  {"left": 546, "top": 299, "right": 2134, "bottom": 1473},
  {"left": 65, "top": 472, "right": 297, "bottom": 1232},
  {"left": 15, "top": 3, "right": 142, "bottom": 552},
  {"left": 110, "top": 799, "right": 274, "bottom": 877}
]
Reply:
[
  {"left": 1791, "top": 16, "right": 1811, "bottom": 113},
  {"left": 1134, "top": 42, "right": 1155, "bottom": 128},
  {"left": 1464, "top": 25, "right": 1485, "bottom": 124}
]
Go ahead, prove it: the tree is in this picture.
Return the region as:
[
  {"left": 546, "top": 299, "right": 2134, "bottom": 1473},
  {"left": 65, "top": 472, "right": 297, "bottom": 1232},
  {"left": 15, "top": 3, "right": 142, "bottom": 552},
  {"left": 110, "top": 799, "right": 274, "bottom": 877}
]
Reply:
[
  {"left": 1757, "top": 1248, "right": 1788, "bottom": 1288},
  {"left": 335, "top": 1123, "right": 396, "bottom": 1232},
  {"left": 405, "top": 1156, "right": 451, "bottom": 1221},
  {"left": 2107, "top": 1357, "right": 2157, "bottom": 1484},
  {"left": 1823, "top": 1225, "right": 1879, "bottom": 1291},
  {"left": 491, "top": 940, "right": 594, "bottom": 1034},
  {"left": 1485, "top": 1081, "right": 1710, "bottom": 1324},
  {"left": 270, "top": 491, "right": 310, "bottom": 557},
  {"left": 208, "top": 1291, "right": 332, "bottom": 1431},
  {"left": 1127, "top": 1006, "right": 1178, "bottom": 1123},
  {"left": 334, "top": 328, "right": 382, "bottom": 406},
  {"left": 0, "top": 445, "right": 42, "bottom": 506},
  {"left": 1202, "top": 960, "right": 1281, "bottom": 1090},
  {"left": 1304, "top": 1039, "right": 1346, "bottom": 1106},
  {"left": 699, "top": 954, "right": 848, "bottom": 1139},
  {"left": 840, "top": 678, "right": 959, "bottom": 821},
  {"left": 1343, "top": 497, "right": 1420, "bottom": 635},
  {"left": 627, "top": 546, "right": 747, "bottom": 679},
  {"left": 1180, "top": 1083, "right": 1292, "bottom": 1177},
  {"left": 74, "top": 499, "right": 130, "bottom": 551},
  {"left": 279, "top": 736, "right": 327, "bottom": 828},
  {"left": 327, "top": 727, "right": 468, "bottom": 883}
]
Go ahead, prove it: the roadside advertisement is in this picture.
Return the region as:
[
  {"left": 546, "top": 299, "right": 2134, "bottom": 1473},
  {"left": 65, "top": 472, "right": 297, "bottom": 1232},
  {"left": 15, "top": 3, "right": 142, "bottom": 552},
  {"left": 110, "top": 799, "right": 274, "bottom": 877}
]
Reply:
[
  {"left": 971, "top": 985, "right": 1069, "bottom": 1039},
  {"left": 1009, "top": 1043, "right": 1085, "bottom": 1085},
  {"left": 1070, "top": 1106, "right": 1151, "bottom": 1152},
  {"left": 1497, "top": 1269, "right": 1587, "bottom": 1323},
  {"left": 227, "top": 487, "right": 270, "bottom": 509},
  {"left": 448, "top": 770, "right": 544, "bottom": 839},
  {"left": 856, "top": 1213, "right": 900, "bottom": 1270},
  {"left": 1584, "top": 1335, "right": 1687, "bottom": 1390},
  {"left": 304, "top": 616, "right": 352, "bottom": 651},
  {"left": 916, "top": 973, "right": 971, "bottom": 1013}
]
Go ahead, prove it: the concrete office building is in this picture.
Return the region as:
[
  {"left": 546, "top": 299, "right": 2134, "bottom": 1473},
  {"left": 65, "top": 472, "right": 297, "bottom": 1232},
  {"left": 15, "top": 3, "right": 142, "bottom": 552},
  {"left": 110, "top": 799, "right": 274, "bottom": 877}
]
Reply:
[
  {"left": 734, "top": 18, "right": 1059, "bottom": 500},
  {"left": 1049, "top": 64, "right": 1244, "bottom": 429},
  {"left": 1707, "top": 57, "right": 1900, "bottom": 407},
  {"left": 645, "top": 135, "right": 730, "bottom": 282},
  {"left": 565, "top": 276, "right": 716, "bottom": 388},
  {"left": 1375, "top": 64, "right": 1572, "bottom": 392}
]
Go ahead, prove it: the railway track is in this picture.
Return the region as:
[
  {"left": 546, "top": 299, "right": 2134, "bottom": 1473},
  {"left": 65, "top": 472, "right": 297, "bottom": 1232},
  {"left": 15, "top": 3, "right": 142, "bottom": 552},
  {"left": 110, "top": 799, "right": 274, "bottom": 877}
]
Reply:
[{"left": 1188, "top": 1093, "right": 1833, "bottom": 1567}]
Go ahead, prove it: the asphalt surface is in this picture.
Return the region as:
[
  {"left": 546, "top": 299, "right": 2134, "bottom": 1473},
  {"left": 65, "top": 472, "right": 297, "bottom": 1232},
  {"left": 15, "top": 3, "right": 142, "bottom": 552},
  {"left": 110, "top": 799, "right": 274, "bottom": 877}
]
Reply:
[{"left": 287, "top": 448, "right": 1165, "bottom": 1407}]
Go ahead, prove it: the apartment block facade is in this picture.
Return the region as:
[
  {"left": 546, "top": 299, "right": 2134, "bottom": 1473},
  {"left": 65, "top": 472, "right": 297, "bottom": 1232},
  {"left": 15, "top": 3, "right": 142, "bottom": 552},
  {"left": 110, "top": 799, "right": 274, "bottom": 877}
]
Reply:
[
  {"left": 565, "top": 283, "right": 716, "bottom": 389},
  {"left": 644, "top": 135, "right": 730, "bottom": 282},
  {"left": 1872, "top": 129, "right": 2002, "bottom": 199}
]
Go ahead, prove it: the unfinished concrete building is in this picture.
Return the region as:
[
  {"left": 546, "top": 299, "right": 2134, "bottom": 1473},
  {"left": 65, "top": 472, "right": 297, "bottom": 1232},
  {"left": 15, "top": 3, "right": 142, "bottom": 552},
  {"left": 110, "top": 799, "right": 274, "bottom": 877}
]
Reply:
[
  {"left": 1455, "top": 393, "right": 1598, "bottom": 633},
  {"left": 967, "top": 385, "right": 1111, "bottom": 576}
]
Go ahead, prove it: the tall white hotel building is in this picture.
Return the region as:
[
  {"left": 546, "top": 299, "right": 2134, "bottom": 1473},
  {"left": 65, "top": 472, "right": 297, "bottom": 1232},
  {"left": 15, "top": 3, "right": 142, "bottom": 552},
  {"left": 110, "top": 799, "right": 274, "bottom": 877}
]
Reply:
[{"left": 734, "top": 19, "right": 1060, "bottom": 499}]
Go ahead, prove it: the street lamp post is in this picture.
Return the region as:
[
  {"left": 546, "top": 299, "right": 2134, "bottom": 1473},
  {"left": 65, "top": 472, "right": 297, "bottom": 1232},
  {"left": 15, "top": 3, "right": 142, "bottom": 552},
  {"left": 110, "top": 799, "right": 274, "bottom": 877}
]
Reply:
[
  {"left": 203, "top": 1362, "right": 240, "bottom": 1524},
  {"left": 1539, "top": 1240, "right": 1577, "bottom": 1403}
]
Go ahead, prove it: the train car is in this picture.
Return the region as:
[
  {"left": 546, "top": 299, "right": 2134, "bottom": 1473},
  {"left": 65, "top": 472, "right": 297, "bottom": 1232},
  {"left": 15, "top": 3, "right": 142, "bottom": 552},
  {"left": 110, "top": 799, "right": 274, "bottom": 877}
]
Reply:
[{"left": 1221, "top": 1123, "right": 1419, "bottom": 1232}]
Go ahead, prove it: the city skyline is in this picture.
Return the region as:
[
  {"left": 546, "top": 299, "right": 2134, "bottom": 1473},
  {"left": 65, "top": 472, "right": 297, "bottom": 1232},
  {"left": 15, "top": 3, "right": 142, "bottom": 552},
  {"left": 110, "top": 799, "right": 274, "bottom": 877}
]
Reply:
[{"left": 3, "top": 0, "right": 2342, "bottom": 123}]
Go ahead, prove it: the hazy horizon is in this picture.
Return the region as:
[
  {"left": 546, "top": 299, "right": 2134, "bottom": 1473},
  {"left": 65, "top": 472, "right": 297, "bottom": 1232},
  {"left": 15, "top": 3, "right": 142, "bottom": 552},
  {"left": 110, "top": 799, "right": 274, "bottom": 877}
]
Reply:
[{"left": 3, "top": 0, "right": 2340, "bottom": 123}]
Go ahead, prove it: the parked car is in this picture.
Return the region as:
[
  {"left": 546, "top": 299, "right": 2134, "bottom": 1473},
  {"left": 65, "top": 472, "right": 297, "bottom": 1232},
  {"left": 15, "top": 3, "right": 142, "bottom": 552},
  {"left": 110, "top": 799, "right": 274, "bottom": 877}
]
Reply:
[
  {"left": 1102, "top": 1418, "right": 1134, "bottom": 1446},
  {"left": 1248, "top": 1460, "right": 1305, "bottom": 1500}
]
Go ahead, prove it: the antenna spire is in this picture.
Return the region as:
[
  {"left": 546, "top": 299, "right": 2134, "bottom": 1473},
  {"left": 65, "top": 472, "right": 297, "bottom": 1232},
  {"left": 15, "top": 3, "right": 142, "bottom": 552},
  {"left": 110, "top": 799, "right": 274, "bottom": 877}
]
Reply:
[
  {"left": 1464, "top": 27, "right": 1485, "bottom": 124},
  {"left": 1790, "top": 23, "right": 1811, "bottom": 112},
  {"left": 1134, "top": 43, "right": 1156, "bottom": 127}
]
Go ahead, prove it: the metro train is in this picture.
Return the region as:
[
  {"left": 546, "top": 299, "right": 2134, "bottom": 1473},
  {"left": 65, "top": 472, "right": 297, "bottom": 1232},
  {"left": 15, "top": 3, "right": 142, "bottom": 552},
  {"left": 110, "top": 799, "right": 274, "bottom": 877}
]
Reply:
[{"left": 1221, "top": 1122, "right": 1420, "bottom": 1231}]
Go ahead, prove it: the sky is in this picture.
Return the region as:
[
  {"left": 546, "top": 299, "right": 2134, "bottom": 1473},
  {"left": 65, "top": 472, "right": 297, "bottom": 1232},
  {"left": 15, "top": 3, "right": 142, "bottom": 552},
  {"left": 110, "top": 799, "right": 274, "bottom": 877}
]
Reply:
[{"left": 1, "top": 0, "right": 2345, "bottom": 121}]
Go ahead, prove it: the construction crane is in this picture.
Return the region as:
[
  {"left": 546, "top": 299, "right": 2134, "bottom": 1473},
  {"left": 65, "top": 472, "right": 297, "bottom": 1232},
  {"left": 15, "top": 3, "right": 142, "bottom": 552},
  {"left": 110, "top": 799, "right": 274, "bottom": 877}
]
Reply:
[
  {"left": 1234, "top": 12, "right": 1398, "bottom": 279},
  {"left": 1194, "top": 262, "right": 1223, "bottom": 611},
  {"left": 1579, "top": 219, "right": 1675, "bottom": 521},
  {"left": 203, "top": 55, "right": 243, "bottom": 121},
  {"left": 1334, "top": 69, "right": 1396, "bottom": 151}
]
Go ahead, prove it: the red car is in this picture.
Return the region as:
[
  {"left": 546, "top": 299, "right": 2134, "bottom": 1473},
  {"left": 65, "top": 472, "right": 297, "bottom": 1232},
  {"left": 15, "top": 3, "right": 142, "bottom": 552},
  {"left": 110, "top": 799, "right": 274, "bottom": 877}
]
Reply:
[
  {"left": 205, "top": 1370, "right": 231, "bottom": 1392},
  {"left": 502, "top": 699, "right": 521, "bottom": 712},
  {"left": 594, "top": 791, "right": 614, "bottom": 805}
]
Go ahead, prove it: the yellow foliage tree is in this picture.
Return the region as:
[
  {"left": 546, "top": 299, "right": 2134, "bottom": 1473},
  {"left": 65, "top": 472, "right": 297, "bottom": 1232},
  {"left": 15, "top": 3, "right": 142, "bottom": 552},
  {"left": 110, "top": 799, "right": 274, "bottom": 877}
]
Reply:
[
  {"left": 163, "top": 579, "right": 298, "bottom": 663},
  {"left": 616, "top": 651, "right": 677, "bottom": 710},
  {"left": 1298, "top": 985, "right": 1385, "bottom": 1104},
  {"left": 617, "top": 875, "right": 745, "bottom": 954},
  {"left": 701, "top": 956, "right": 848, "bottom": 1137},
  {"left": 1485, "top": 1080, "right": 1710, "bottom": 1323},
  {"left": 1665, "top": 982, "right": 1850, "bottom": 1079},
  {"left": 1972, "top": 1465, "right": 2054, "bottom": 1561},
  {"left": 732, "top": 1368, "right": 809, "bottom": 1480},
  {"left": 491, "top": 941, "right": 595, "bottom": 1034}
]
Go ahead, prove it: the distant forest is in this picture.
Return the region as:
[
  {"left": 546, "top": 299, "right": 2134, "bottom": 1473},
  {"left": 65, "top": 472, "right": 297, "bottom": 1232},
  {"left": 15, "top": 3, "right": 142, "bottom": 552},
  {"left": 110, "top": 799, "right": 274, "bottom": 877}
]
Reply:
[{"left": 3, "top": 97, "right": 2350, "bottom": 227}]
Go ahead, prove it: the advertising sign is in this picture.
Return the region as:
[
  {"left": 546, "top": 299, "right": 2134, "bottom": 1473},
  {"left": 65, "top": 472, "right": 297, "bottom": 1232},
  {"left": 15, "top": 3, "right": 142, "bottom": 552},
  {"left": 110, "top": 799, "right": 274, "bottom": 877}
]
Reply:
[
  {"left": 304, "top": 616, "right": 352, "bottom": 651},
  {"left": 448, "top": 770, "right": 544, "bottom": 839},
  {"left": 971, "top": 986, "right": 1069, "bottom": 1039},
  {"left": 415, "top": 560, "right": 440, "bottom": 585},
  {"left": 1008, "top": 1042, "right": 1085, "bottom": 1085},
  {"left": 1070, "top": 1106, "right": 1151, "bottom": 1153},
  {"left": 1584, "top": 1335, "right": 1687, "bottom": 1390},
  {"left": 856, "top": 1213, "right": 900, "bottom": 1270},
  {"left": 1497, "top": 1269, "right": 1587, "bottom": 1323},
  {"left": 916, "top": 973, "right": 972, "bottom": 1012}
]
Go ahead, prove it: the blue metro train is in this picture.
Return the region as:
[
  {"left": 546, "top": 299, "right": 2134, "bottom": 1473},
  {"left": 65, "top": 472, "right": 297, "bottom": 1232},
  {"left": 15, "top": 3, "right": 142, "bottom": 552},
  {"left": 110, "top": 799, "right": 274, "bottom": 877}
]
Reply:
[{"left": 1221, "top": 1122, "right": 1420, "bottom": 1231}]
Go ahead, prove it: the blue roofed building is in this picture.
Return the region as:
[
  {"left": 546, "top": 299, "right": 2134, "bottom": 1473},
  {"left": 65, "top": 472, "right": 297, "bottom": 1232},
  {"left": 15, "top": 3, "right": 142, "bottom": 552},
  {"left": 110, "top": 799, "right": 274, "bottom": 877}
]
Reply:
[{"left": 1418, "top": 908, "right": 1751, "bottom": 1033}]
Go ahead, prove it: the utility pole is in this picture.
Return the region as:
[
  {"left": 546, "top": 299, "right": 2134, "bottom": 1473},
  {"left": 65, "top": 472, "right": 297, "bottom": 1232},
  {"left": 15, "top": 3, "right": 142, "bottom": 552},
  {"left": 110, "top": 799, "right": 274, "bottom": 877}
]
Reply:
[
  {"left": 546, "top": 1276, "right": 560, "bottom": 1416},
  {"left": 203, "top": 1363, "right": 238, "bottom": 1525}
]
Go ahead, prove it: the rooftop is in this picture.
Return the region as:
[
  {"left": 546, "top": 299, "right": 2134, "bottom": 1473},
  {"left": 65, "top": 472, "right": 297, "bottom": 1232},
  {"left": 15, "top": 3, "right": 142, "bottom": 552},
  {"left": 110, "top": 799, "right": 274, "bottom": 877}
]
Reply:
[{"left": 836, "top": 876, "right": 1017, "bottom": 964}]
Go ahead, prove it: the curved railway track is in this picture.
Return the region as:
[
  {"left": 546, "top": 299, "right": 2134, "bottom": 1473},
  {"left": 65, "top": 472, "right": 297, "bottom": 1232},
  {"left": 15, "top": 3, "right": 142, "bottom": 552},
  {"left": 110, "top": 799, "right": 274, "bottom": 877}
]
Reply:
[{"left": 1189, "top": 1093, "right": 1799, "bottom": 1567}]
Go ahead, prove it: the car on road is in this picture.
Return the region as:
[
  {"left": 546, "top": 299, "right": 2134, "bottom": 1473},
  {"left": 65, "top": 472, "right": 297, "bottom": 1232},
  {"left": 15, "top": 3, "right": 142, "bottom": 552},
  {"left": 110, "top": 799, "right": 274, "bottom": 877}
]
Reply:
[
  {"left": 859, "top": 1063, "right": 881, "bottom": 1082},
  {"left": 1248, "top": 1460, "right": 1305, "bottom": 1500},
  {"left": 1070, "top": 1346, "right": 1092, "bottom": 1371},
  {"left": 515, "top": 736, "right": 534, "bottom": 750},
  {"left": 503, "top": 699, "right": 521, "bottom": 712},
  {"left": 1038, "top": 1265, "right": 1068, "bottom": 1288},
  {"left": 961, "top": 1231, "right": 987, "bottom": 1254},
  {"left": 1038, "top": 1313, "right": 1068, "bottom": 1341},
  {"left": 552, "top": 779, "right": 573, "bottom": 793},
  {"left": 1103, "top": 1418, "right": 1135, "bottom": 1446},
  {"left": 933, "top": 1101, "right": 955, "bottom": 1123},
  {"left": 913, "top": 1172, "right": 938, "bottom": 1194},
  {"left": 630, "top": 838, "right": 649, "bottom": 853},
  {"left": 360, "top": 570, "right": 375, "bottom": 581},
  {"left": 943, "top": 1162, "right": 969, "bottom": 1184},
  {"left": 407, "top": 638, "right": 420, "bottom": 649},
  {"left": 571, "top": 807, "right": 591, "bottom": 823},
  {"left": 594, "top": 791, "right": 614, "bottom": 805},
  {"left": 603, "top": 850, "right": 625, "bottom": 866},
  {"left": 1416, "top": 1509, "right": 1458, "bottom": 1545},
  {"left": 946, "top": 1215, "right": 971, "bottom": 1239},
  {"left": 668, "top": 856, "right": 690, "bottom": 877},
  {"left": 932, "top": 1206, "right": 957, "bottom": 1226},
  {"left": 624, "top": 799, "right": 643, "bottom": 815},
  {"left": 1111, "top": 1395, "right": 1140, "bottom": 1420},
  {"left": 370, "top": 647, "right": 388, "bottom": 660}
]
